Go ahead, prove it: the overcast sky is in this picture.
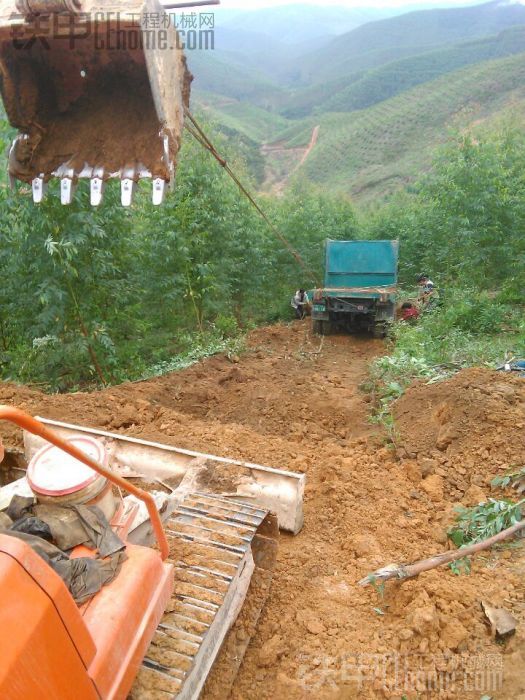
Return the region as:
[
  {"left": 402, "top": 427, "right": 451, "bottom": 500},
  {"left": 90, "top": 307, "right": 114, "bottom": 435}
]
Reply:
[{"left": 222, "top": 0, "right": 481, "bottom": 8}]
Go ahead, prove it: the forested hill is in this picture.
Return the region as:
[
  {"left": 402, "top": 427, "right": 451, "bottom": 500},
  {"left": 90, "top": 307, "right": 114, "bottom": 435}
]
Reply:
[
  {"left": 295, "top": 0, "right": 525, "bottom": 83},
  {"left": 189, "top": 0, "right": 525, "bottom": 200},
  {"left": 0, "top": 2, "right": 523, "bottom": 391}
]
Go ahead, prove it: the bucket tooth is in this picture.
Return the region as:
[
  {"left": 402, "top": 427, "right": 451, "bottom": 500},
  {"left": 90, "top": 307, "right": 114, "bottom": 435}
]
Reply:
[
  {"left": 121, "top": 178, "right": 136, "bottom": 207},
  {"left": 60, "top": 177, "right": 76, "bottom": 205},
  {"left": 32, "top": 177, "right": 47, "bottom": 204},
  {"left": 121, "top": 166, "right": 137, "bottom": 207},
  {"left": 152, "top": 178, "right": 167, "bottom": 206},
  {"left": 90, "top": 175, "right": 104, "bottom": 206}
]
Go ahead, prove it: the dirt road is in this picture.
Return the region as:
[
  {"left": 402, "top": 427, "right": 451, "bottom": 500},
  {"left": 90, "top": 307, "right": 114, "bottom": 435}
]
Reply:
[
  {"left": 261, "top": 125, "right": 320, "bottom": 194},
  {"left": 0, "top": 322, "right": 524, "bottom": 699}
]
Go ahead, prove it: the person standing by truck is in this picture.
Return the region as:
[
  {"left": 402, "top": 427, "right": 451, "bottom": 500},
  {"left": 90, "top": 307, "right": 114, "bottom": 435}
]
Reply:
[
  {"left": 417, "top": 274, "right": 435, "bottom": 296},
  {"left": 291, "top": 289, "right": 310, "bottom": 320},
  {"left": 417, "top": 274, "right": 440, "bottom": 309}
]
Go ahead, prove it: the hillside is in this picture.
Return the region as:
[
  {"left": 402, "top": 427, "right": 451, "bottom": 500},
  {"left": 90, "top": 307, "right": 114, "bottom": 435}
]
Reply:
[
  {"left": 287, "top": 52, "right": 525, "bottom": 201},
  {"left": 188, "top": 1, "right": 525, "bottom": 202},
  {"left": 188, "top": 52, "right": 284, "bottom": 106},
  {"left": 275, "top": 25, "right": 525, "bottom": 117},
  {"left": 320, "top": 25, "right": 525, "bottom": 113},
  {"left": 193, "top": 48, "right": 525, "bottom": 200},
  {"left": 195, "top": 93, "right": 289, "bottom": 144},
  {"left": 295, "top": 0, "right": 525, "bottom": 83},
  {"left": 197, "top": 5, "right": 405, "bottom": 86}
]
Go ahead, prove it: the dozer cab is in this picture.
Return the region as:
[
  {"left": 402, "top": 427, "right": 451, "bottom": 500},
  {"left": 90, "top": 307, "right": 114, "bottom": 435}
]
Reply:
[
  {"left": 0, "top": 407, "right": 305, "bottom": 698},
  {"left": 0, "top": 0, "right": 199, "bottom": 205}
]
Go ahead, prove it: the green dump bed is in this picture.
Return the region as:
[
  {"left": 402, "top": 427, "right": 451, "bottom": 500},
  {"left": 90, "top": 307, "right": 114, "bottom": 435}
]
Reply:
[{"left": 324, "top": 240, "right": 399, "bottom": 294}]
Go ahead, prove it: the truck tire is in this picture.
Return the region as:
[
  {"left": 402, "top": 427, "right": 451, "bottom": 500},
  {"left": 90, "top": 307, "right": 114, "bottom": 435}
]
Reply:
[
  {"left": 314, "top": 320, "right": 333, "bottom": 336},
  {"left": 372, "top": 323, "right": 387, "bottom": 339}
]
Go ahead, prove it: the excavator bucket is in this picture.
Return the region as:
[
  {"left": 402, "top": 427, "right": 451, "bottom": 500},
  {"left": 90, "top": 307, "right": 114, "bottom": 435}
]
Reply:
[{"left": 0, "top": 0, "right": 192, "bottom": 205}]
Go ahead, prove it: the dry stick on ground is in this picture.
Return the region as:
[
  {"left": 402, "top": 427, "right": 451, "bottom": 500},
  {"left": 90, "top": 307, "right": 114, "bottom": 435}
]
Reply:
[
  {"left": 299, "top": 335, "right": 325, "bottom": 358},
  {"left": 358, "top": 519, "right": 525, "bottom": 587},
  {"left": 310, "top": 336, "right": 325, "bottom": 356}
]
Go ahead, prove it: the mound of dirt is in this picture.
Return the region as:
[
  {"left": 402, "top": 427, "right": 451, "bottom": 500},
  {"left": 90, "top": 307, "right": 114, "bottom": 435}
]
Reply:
[
  {"left": 394, "top": 368, "right": 525, "bottom": 503},
  {"left": 0, "top": 324, "right": 524, "bottom": 699},
  {"left": 133, "top": 323, "right": 383, "bottom": 443}
]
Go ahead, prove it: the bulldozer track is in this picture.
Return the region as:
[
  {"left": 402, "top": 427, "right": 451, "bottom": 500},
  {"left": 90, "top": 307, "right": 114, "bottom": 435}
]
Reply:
[{"left": 131, "top": 493, "right": 275, "bottom": 699}]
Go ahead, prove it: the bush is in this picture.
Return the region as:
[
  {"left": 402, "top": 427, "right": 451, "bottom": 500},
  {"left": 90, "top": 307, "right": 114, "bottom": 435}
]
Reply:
[
  {"left": 213, "top": 314, "right": 240, "bottom": 339},
  {"left": 436, "top": 290, "right": 516, "bottom": 335}
]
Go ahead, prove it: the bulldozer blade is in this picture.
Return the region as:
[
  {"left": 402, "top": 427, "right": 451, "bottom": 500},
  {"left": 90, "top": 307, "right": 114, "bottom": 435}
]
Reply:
[
  {"left": 0, "top": 0, "right": 191, "bottom": 205},
  {"left": 24, "top": 417, "right": 306, "bottom": 534}
]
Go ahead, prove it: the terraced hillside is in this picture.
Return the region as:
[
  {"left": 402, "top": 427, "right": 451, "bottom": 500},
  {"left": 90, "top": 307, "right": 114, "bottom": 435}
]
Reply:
[
  {"left": 263, "top": 52, "right": 525, "bottom": 199},
  {"left": 319, "top": 26, "right": 525, "bottom": 114},
  {"left": 188, "top": 1, "right": 525, "bottom": 201},
  {"left": 196, "top": 94, "right": 290, "bottom": 145}
]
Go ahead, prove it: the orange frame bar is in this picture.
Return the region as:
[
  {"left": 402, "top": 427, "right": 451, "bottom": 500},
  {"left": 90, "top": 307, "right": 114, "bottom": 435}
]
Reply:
[{"left": 0, "top": 406, "right": 170, "bottom": 560}]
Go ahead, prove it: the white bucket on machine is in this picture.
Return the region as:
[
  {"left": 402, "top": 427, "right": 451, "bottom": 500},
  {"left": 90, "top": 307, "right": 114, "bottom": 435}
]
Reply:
[{"left": 27, "top": 435, "right": 117, "bottom": 520}]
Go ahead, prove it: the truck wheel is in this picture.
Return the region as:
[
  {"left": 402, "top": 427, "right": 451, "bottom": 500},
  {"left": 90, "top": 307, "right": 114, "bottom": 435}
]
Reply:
[
  {"left": 372, "top": 324, "right": 387, "bottom": 339},
  {"left": 313, "top": 320, "right": 332, "bottom": 335}
]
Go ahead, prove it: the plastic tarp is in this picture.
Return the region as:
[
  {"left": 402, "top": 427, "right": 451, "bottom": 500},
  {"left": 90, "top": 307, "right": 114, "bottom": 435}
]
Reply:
[{"left": 1, "top": 497, "right": 126, "bottom": 603}]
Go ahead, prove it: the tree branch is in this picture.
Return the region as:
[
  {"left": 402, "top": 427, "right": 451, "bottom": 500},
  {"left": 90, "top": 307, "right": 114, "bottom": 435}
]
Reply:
[{"left": 358, "top": 519, "right": 525, "bottom": 587}]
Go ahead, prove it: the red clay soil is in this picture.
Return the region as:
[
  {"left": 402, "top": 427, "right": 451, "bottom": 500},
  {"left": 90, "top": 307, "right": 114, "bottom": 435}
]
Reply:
[{"left": 0, "top": 323, "right": 524, "bottom": 699}]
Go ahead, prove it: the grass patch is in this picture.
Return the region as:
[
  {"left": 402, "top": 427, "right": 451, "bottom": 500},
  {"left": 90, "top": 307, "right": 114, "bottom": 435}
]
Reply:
[{"left": 140, "top": 330, "right": 246, "bottom": 381}]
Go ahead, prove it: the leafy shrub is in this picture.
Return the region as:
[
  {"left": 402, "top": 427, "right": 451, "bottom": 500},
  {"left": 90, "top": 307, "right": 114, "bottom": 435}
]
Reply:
[
  {"left": 437, "top": 290, "right": 516, "bottom": 335},
  {"left": 448, "top": 499, "right": 523, "bottom": 547},
  {"left": 212, "top": 314, "right": 239, "bottom": 339},
  {"left": 447, "top": 498, "right": 524, "bottom": 575}
]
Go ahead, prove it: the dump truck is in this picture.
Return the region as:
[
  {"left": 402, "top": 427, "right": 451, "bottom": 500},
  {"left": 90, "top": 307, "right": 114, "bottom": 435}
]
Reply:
[
  {"left": 312, "top": 239, "right": 399, "bottom": 338},
  {"left": 0, "top": 0, "right": 202, "bottom": 205},
  {"left": 0, "top": 407, "right": 305, "bottom": 698}
]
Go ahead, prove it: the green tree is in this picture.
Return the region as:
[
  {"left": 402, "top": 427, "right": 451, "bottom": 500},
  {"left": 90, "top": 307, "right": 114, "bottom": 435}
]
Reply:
[{"left": 365, "top": 127, "right": 525, "bottom": 293}]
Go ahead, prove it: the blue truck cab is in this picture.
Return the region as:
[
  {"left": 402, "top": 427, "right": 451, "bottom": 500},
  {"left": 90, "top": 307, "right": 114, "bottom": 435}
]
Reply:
[{"left": 312, "top": 239, "right": 399, "bottom": 338}]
